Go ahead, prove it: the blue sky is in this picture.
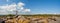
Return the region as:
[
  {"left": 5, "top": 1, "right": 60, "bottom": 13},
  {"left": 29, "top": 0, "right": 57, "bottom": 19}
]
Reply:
[{"left": 0, "top": 0, "right": 60, "bottom": 14}]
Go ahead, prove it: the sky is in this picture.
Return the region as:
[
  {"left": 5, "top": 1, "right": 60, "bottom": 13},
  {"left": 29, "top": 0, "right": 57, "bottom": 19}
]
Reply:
[{"left": 0, "top": 0, "right": 60, "bottom": 15}]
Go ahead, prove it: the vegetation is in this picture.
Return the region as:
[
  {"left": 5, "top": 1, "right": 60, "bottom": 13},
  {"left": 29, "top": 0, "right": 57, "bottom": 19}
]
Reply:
[{"left": 0, "top": 14, "right": 60, "bottom": 18}]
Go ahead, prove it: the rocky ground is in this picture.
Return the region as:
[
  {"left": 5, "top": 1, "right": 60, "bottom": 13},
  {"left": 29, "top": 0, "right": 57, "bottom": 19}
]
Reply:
[{"left": 0, "top": 15, "right": 60, "bottom": 23}]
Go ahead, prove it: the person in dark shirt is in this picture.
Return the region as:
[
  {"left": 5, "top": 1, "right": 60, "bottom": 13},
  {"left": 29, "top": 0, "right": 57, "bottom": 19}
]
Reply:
[
  {"left": 0, "top": 19, "right": 5, "bottom": 23},
  {"left": 1, "top": 21, "right": 5, "bottom": 23}
]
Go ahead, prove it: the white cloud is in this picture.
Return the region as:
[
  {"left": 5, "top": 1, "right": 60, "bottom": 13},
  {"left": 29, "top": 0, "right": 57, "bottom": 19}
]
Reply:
[
  {"left": 0, "top": 3, "right": 16, "bottom": 11},
  {"left": 7, "top": 3, "right": 16, "bottom": 11},
  {"left": 0, "top": 2, "right": 31, "bottom": 14},
  {"left": 0, "top": 3, "right": 16, "bottom": 14},
  {"left": 23, "top": 9, "right": 30, "bottom": 12},
  {"left": 17, "top": 2, "right": 25, "bottom": 7}
]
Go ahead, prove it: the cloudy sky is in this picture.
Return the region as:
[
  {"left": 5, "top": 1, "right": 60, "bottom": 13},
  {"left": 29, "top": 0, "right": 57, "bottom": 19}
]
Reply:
[{"left": 0, "top": 0, "right": 60, "bottom": 15}]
